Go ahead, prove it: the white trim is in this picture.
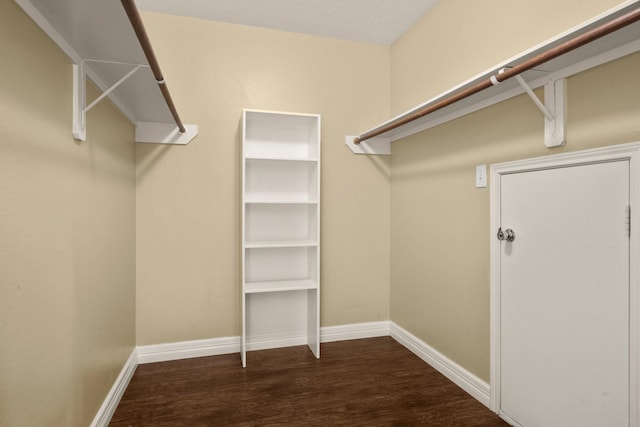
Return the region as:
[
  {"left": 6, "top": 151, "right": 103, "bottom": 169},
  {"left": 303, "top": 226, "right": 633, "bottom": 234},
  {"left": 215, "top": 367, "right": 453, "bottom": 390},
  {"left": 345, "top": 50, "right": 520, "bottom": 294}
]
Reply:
[
  {"left": 89, "top": 349, "right": 138, "bottom": 427},
  {"left": 137, "top": 322, "right": 391, "bottom": 365},
  {"left": 390, "top": 322, "right": 491, "bottom": 409},
  {"left": 491, "top": 141, "right": 640, "bottom": 175},
  {"left": 489, "top": 157, "right": 502, "bottom": 412},
  {"left": 137, "top": 336, "right": 240, "bottom": 364},
  {"left": 96, "top": 322, "right": 493, "bottom": 423},
  {"left": 246, "top": 330, "right": 308, "bottom": 352},
  {"left": 321, "top": 321, "right": 391, "bottom": 342},
  {"left": 490, "top": 141, "right": 640, "bottom": 424}
]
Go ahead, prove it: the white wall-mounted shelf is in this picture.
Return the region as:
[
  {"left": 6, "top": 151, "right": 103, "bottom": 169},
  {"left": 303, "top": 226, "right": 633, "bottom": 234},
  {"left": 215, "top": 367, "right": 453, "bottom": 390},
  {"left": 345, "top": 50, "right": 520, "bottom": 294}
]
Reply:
[
  {"left": 241, "top": 109, "right": 321, "bottom": 367},
  {"left": 245, "top": 241, "right": 318, "bottom": 249},
  {"left": 245, "top": 156, "right": 319, "bottom": 162},
  {"left": 244, "top": 199, "right": 320, "bottom": 204},
  {"left": 244, "top": 279, "right": 318, "bottom": 294},
  {"left": 347, "top": 1, "right": 640, "bottom": 154},
  {"left": 16, "top": 0, "right": 198, "bottom": 144}
]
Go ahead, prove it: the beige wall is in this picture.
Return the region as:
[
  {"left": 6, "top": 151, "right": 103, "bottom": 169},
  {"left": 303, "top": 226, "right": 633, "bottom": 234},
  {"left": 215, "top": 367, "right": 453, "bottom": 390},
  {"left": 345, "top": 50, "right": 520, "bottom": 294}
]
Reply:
[
  {"left": 136, "top": 13, "right": 391, "bottom": 344},
  {"left": 390, "top": 0, "right": 639, "bottom": 381},
  {"left": 0, "top": 2, "right": 136, "bottom": 425}
]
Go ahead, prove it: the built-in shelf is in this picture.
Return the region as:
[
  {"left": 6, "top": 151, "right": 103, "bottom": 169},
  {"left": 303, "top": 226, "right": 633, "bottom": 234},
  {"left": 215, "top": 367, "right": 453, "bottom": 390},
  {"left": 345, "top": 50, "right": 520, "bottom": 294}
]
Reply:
[
  {"left": 244, "top": 199, "right": 319, "bottom": 204},
  {"left": 244, "top": 279, "right": 318, "bottom": 294},
  {"left": 346, "top": 1, "right": 640, "bottom": 154},
  {"left": 241, "top": 109, "right": 321, "bottom": 367},
  {"left": 245, "top": 240, "right": 318, "bottom": 249},
  {"left": 245, "top": 156, "right": 319, "bottom": 162},
  {"left": 16, "top": 0, "right": 198, "bottom": 144}
]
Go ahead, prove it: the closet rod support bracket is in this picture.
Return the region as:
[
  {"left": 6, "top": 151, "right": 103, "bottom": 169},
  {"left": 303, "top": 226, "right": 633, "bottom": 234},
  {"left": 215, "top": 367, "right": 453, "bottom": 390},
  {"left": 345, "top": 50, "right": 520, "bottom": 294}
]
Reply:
[
  {"left": 345, "top": 135, "right": 390, "bottom": 155},
  {"left": 72, "top": 61, "right": 147, "bottom": 141},
  {"left": 72, "top": 63, "right": 86, "bottom": 141},
  {"left": 512, "top": 74, "right": 566, "bottom": 148},
  {"left": 543, "top": 78, "right": 566, "bottom": 148},
  {"left": 72, "top": 62, "right": 198, "bottom": 144},
  {"left": 514, "top": 74, "right": 554, "bottom": 121}
]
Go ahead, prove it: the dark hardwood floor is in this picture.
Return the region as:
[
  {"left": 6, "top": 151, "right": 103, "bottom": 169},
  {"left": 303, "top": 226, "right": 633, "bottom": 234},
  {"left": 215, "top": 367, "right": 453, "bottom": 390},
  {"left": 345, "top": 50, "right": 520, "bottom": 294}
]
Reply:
[{"left": 110, "top": 336, "right": 509, "bottom": 426}]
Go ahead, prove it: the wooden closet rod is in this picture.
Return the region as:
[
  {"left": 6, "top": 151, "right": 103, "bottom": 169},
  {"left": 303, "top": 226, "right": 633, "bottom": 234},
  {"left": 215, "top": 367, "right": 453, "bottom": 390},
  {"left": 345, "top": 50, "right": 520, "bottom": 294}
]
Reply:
[
  {"left": 354, "top": 6, "right": 640, "bottom": 144},
  {"left": 121, "top": 0, "right": 186, "bottom": 133}
]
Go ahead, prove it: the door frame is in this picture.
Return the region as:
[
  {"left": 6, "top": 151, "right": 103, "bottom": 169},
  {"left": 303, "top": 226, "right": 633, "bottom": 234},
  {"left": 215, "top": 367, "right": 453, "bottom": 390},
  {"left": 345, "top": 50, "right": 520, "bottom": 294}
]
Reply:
[{"left": 490, "top": 141, "right": 640, "bottom": 426}]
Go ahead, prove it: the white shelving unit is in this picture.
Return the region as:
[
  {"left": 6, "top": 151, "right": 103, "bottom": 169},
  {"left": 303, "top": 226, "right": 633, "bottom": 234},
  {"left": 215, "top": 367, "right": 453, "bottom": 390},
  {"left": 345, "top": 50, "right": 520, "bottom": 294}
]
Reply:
[{"left": 241, "top": 109, "right": 321, "bottom": 367}]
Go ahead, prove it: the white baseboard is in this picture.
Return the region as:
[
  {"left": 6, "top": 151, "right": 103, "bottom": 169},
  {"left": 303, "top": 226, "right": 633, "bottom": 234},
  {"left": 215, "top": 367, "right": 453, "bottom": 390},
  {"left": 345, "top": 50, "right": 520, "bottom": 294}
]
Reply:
[
  {"left": 321, "top": 321, "right": 390, "bottom": 342},
  {"left": 247, "top": 330, "right": 309, "bottom": 351},
  {"left": 137, "top": 322, "right": 391, "bottom": 364},
  {"left": 90, "top": 349, "right": 138, "bottom": 427},
  {"left": 136, "top": 322, "right": 491, "bottom": 410},
  {"left": 389, "top": 322, "right": 491, "bottom": 408},
  {"left": 137, "top": 336, "right": 240, "bottom": 364},
  {"left": 245, "top": 322, "right": 391, "bottom": 351}
]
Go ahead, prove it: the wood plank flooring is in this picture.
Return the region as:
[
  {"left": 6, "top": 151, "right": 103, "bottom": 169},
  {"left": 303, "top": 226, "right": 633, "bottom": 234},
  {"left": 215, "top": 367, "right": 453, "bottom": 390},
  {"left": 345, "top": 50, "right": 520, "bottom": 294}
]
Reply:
[{"left": 110, "top": 337, "right": 509, "bottom": 426}]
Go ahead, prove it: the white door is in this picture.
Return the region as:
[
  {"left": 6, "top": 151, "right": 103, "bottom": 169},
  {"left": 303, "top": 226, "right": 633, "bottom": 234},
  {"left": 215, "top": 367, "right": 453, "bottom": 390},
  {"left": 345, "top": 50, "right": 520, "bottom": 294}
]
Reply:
[{"left": 499, "top": 160, "right": 630, "bottom": 427}]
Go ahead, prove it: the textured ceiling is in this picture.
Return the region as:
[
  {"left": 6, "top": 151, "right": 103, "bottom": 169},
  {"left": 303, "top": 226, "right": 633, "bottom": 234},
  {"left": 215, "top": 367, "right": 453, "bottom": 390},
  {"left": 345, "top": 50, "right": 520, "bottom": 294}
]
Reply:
[{"left": 135, "top": 0, "right": 439, "bottom": 45}]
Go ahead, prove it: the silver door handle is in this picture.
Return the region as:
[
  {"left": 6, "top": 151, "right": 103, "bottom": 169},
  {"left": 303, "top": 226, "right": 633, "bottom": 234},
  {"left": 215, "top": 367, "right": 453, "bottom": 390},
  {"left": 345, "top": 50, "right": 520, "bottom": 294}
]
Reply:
[{"left": 497, "top": 228, "right": 516, "bottom": 242}]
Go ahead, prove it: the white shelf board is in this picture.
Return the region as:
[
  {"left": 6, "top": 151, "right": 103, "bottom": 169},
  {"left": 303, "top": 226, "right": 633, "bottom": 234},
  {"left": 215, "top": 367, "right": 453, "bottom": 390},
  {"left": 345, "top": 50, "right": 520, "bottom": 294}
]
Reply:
[
  {"left": 244, "top": 279, "right": 318, "bottom": 294},
  {"left": 244, "top": 198, "right": 319, "bottom": 204},
  {"left": 245, "top": 240, "right": 318, "bottom": 249},
  {"left": 245, "top": 155, "right": 319, "bottom": 162}
]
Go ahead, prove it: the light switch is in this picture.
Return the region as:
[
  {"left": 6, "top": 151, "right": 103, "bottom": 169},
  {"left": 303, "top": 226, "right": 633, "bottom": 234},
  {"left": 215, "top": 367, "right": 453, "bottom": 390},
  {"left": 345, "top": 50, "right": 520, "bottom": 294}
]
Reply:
[{"left": 475, "top": 164, "right": 487, "bottom": 188}]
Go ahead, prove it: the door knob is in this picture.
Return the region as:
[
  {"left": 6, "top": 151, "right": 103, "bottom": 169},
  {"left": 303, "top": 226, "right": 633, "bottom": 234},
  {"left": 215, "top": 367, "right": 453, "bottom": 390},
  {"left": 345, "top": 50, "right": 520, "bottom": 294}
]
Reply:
[
  {"left": 497, "top": 228, "right": 516, "bottom": 242},
  {"left": 505, "top": 229, "right": 515, "bottom": 242}
]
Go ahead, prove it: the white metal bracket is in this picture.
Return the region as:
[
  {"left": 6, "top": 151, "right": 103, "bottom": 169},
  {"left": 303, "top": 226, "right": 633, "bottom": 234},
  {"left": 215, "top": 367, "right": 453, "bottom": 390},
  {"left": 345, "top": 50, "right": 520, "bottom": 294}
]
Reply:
[
  {"left": 543, "top": 78, "right": 566, "bottom": 148},
  {"left": 72, "top": 63, "right": 86, "bottom": 141},
  {"left": 73, "top": 60, "right": 146, "bottom": 141},
  {"left": 514, "top": 75, "right": 566, "bottom": 148},
  {"left": 345, "top": 135, "right": 391, "bottom": 155},
  {"left": 72, "top": 60, "right": 198, "bottom": 145}
]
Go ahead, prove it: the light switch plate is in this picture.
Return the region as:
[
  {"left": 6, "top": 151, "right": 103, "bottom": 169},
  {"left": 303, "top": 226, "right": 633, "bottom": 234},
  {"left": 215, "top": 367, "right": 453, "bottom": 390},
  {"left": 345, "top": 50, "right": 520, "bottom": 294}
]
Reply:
[{"left": 475, "top": 164, "right": 487, "bottom": 188}]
